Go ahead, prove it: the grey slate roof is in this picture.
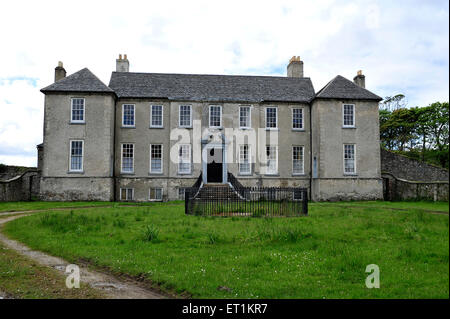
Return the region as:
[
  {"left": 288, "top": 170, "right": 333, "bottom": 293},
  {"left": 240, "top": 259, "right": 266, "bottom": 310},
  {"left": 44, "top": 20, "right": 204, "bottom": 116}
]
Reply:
[
  {"left": 108, "top": 72, "right": 316, "bottom": 103},
  {"left": 315, "top": 75, "right": 382, "bottom": 101},
  {"left": 41, "top": 68, "right": 114, "bottom": 94}
]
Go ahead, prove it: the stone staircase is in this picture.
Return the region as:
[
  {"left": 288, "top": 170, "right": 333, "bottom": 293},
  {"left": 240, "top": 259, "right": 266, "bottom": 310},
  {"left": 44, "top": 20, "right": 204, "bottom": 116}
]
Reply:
[{"left": 194, "top": 183, "right": 243, "bottom": 201}]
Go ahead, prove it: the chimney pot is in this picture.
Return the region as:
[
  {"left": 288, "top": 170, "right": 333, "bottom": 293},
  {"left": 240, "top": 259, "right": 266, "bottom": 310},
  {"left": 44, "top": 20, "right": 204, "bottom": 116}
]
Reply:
[
  {"left": 116, "top": 54, "right": 129, "bottom": 72},
  {"left": 54, "top": 61, "right": 66, "bottom": 82},
  {"left": 287, "top": 55, "right": 304, "bottom": 77},
  {"left": 353, "top": 70, "right": 366, "bottom": 88},
  {"left": 124, "top": 54, "right": 127, "bottom": 60}
]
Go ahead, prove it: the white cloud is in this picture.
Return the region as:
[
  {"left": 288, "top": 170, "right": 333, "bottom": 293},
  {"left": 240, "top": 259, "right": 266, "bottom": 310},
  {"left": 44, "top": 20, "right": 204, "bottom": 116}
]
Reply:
[{"left": 0, "top": 0, "right": 448, "bottom": 166}]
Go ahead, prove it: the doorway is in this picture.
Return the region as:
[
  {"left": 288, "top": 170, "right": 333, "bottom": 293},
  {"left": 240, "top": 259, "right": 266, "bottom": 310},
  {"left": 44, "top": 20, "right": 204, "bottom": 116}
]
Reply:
[{"left": 207, "top": 147, "right": 223, "bottom": 183}]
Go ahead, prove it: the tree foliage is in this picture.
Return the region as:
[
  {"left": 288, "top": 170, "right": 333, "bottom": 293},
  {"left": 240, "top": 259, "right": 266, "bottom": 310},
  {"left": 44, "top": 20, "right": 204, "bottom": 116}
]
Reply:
[{"left": 379, "top": 97, "right": 449, "bottom": 168}]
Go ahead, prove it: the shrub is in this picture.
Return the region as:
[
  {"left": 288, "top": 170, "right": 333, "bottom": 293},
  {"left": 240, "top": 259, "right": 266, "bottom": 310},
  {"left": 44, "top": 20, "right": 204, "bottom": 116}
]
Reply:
[
  {"left": 207, "top": 232, "right": 219, "bottom": 244},
  {"left": 142, "top": 225, "right": 160, "bottom": 242}
]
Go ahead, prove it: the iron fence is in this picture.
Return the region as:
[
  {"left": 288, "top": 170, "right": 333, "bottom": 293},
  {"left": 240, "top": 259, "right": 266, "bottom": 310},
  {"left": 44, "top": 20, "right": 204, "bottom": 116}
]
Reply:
[{"left": 185, "top": 184, "right": 308, "bottom": 217}]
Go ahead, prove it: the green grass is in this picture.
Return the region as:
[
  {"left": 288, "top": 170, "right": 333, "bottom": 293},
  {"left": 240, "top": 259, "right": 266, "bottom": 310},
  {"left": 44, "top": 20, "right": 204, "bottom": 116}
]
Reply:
[
  {"left": 3, "top": 202, "right": 449, "bottom": 298},
  {"left": 0, "top": 200, "right": 182, "bottom": 213},
  {"left": 0, "top": 241, "right": 103, "bottom": 299},
  {"left": 315, "top": 200, "right": 449, "bottom": 213}
]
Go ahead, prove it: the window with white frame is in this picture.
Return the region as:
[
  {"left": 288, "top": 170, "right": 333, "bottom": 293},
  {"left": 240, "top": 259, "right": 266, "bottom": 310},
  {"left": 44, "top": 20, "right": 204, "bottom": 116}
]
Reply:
[
  {"left": 343, "top": 104, "right": 355, "bottom": 127},
  {"left": 239, "top": 106, "right": 251, "bottom": 128},
  {"left": 120, "top": 188, "right": 134, "bottom": 201},
  {"left": 150, "top": 144, "right": 163, "bottom": 173},
  {"left": 149, "top": 188, "right": 163, "bottom": 201},
  {"left": 344, "top": 144, "right": 356, "bottom": 174},
  {"left": 265, "top": 107, "right": 277, "bottom": 129},
  {"left": 209, "top": 105, "right": 222, "bottom": 128},
  {"left": 150, "top": 105, "right": 163, "bottom": 127},
  {"left": 239, "top": 144, "right": 251, "bottom": 175},
  {"left": 292, "top": 108, "right": 303, "bottom": 130},
  {"left": 121, "top": 143, "right": 134, "bottom": 173},
  {"left": 179, "top": 105, "right": 192, "bottom": 127},
  {"left": 178, "top": 144, "right": 191, "bottom": 174},
  {"left": 122, "top": 104, "right": 135, "bottom": 127},
  {"left": 71, "top": 98, "right": 85, "bottom": 123},
  {"left": 69, "top": 140, "right": 84, "bottom": 172},
  {"left": 266, "top": 145, "right": 277, "bottom": 174},
  {"left": 292, "top": 146, "right": 304, "bottom": 175}
]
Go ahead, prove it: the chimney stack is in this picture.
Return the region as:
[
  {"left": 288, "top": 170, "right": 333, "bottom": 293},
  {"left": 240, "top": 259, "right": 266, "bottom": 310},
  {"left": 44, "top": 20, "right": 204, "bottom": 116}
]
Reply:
[
  {"left": 54, "top": 61, "right": 66, "bottom": 82},
  {"left": 116, "top": 54, "right": 129, "bottom": 72},
  {"left": 353, "top": 70, "right": 365, "bottom": 88},
  {"left": 287, "top": 56, "right": 304, "bottom": 78}
]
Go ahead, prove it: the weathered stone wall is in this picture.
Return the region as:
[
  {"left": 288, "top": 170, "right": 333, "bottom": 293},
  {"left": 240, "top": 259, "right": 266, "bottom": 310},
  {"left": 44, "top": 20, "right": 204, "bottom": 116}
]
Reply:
[
  {"left": 381, "top": 148, "right": 449, "bottom": 182},
  {"left": 313, "top": 178, "right": 383, "bottom": 201},
  {"left": 40, "top": 177, "right": 113, "bottom": 201},
  {"left": 0, "top": 170, "right": 39, "bottom": 201},
  {"left": 381, "top": 148, "right": 449, "bottom": 201}
]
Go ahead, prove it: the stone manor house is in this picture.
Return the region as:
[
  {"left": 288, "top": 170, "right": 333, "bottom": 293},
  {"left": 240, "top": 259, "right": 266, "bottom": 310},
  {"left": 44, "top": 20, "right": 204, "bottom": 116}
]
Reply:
[{"left": 38, "top": 55, "right": 383, "bottom": 201}]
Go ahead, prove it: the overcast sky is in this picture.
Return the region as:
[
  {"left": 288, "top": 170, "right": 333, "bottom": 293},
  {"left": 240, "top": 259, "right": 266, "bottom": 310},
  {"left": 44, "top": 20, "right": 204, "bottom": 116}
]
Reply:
[{"left": 0, "top": 0, "right": 448, "bottom": 167}]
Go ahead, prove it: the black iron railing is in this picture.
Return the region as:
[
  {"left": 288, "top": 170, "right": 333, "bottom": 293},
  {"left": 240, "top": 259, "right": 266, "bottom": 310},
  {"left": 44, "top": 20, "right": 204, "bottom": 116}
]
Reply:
[
  {"left": 185, "top": 181, "right": 308, "bottom": 217},
  {"left": 227, "top": 172, "right": 250, "bottom": 200}
]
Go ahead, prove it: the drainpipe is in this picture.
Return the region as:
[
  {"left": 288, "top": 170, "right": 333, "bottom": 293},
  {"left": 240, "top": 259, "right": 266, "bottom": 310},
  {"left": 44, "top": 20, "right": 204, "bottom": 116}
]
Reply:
[
  {"left": 112, "top": 95, "right": 117, "bottom": 202},
  {"left": 309, "top": 102, "right": 313, "bottom": 201}
]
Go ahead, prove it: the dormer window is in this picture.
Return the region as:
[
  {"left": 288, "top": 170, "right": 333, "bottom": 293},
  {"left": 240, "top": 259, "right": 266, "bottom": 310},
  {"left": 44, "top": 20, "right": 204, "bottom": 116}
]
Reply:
[{"left": 71, "top": 98, "right": 85, "bottom": 123}]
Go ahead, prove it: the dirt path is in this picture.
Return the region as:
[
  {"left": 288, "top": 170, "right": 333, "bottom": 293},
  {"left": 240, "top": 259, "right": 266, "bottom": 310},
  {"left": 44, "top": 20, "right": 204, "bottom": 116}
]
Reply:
[{"left": 0, "top": 214, "right": 167, "bottom": 299}]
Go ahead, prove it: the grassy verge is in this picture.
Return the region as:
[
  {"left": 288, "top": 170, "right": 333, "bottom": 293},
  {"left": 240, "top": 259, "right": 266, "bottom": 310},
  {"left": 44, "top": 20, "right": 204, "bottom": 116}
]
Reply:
[
  {"left": 3, "top": 203, "right": 448, "bottom": 298},
  {"left": 0, "top": 241, "right": 103, "bottom": 299}
]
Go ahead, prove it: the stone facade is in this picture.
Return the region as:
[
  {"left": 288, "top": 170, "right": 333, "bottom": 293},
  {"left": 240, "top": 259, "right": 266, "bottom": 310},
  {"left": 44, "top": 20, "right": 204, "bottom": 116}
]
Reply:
[{"left": 38, "top": 56, "right": 384, "bottom": 202}]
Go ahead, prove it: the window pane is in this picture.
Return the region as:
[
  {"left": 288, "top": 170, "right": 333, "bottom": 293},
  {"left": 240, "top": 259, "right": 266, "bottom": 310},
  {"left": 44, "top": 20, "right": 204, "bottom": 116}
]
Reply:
[
  {"left": 344, "top": 144, "right": 355, "bottom": 173},
  {"left": 266, "top": 145, "right": 277, "bottom": 173},
  {"left": 239, "top": 144, "right": 250, "bottom": 174},
  {"left": 179, "top": 105, "right": 191, "bottom": 127},
  {"left": 70, "top": 141, "right": 83, "bottom": 171},
  {"left": 240, "top": 107, "right": 250, "bottom": 128},
  {"left": 209, "top": 106, "right": 221, "bottom": 127},
  {"left": 151, "top": 105, "right": 163, "bottom": 126},
  {"left": 343, "top": 105, "right": 354, "bottom": 126},
  {"left": 123, "top": 104, "right": 135, "bottom": 126},
  {"left": 266, "top": 108, "right": 277, "bottom": 128},
  {"left": 150, "top": 145, "right": 162, "bottom": 172},
  {"left": 127, "top": 189, "right": 133, "bottom": 200},
  {"left": 178, "top": 145, "right": 191, "bottom": 173},
  {"left": 293, "top": 146, "right": 304, "bottom": 174},
  {"left": 292, "top": 108, "right": 303, "bottom": 129},
  {"left": 122, "top": 144, "right": 134, "bottom": 172},
  {"left": 71, "top": 99, "right": 84, "bottom": 122}
]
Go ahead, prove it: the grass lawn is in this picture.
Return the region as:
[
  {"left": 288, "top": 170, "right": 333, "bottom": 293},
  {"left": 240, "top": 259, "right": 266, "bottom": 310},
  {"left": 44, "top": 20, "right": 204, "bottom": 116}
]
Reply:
[
  {"left": 0, "top": 200, "right": 177, "bottom": 213},
  {"left": 3, "top": 201, "right": 449, "bottom": 298},
  {"left": 315, "top": 201, "right": 449, "bottom": 213}
]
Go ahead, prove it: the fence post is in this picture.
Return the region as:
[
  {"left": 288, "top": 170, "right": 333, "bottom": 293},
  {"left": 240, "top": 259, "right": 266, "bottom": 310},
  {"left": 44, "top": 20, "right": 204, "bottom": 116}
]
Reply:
[
  {"left": 302, "top": 189, "right": 308, "bottom": 215},
  {"left": 185, "top": 189, "right": 189, "bottom": 215}
]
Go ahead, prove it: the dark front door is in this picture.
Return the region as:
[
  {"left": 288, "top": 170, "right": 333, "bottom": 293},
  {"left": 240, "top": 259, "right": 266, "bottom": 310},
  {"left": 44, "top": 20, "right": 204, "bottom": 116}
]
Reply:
[{"left": 207, "top": 148, "right": 223, "bottom": 183}]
